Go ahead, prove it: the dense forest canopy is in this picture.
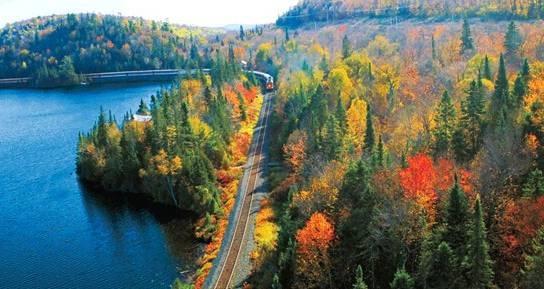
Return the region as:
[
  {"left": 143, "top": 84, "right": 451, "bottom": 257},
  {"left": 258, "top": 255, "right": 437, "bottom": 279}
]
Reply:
[
  {"left": 0, "top": 14, "right": 219, "bottom": 85},
  {"left": 278, "top": 0, "right": 544, "bottom": 27}
]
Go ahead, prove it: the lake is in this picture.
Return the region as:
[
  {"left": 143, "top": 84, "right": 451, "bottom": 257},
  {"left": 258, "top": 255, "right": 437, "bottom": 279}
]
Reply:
[{"left": 0, "top": 83, "right": 200, "bottom": 289}]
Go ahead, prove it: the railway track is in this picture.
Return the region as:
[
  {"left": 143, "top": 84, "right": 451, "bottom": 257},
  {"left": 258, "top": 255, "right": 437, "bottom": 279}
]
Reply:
[{"left": 209, "top": 91, "right": 272, "bottom": 289}]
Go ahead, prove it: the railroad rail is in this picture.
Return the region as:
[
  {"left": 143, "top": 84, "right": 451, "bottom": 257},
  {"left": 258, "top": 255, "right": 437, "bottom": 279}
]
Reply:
[
  {"left": 204, "top": 91, "right": 272, "bottom": 289},
  {"left": 0, "top": 69, "right": 274, "bottom": 90}
]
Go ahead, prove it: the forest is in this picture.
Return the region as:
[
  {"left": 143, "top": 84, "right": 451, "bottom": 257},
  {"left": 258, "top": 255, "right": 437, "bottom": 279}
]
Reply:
[
  {"left": 67, "top": 1, "right": 544, "bottom": 288},
  {"left": 241, "top": 3, "right": 544, "bottom": 289},
  {"left": 277, "top": 0, "right": 544, "bottom": 27},
  {"left": 0, "top": 14, "right": 218, "bottom": 85}
]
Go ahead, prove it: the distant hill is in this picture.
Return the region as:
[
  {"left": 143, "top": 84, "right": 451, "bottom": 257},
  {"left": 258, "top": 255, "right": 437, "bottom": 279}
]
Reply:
[
  {"left": 277, "top": 0, "right": 544, "bottom": 27},
  {"left": 0, "top": 14, "right": 220, "bottom": 85}
]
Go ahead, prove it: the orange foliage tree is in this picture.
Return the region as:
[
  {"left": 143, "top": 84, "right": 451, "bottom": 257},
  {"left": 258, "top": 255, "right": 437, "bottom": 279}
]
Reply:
[
  {"left": 399, "top": 154, "right": 472, "bottom": 222},
  {"left": 294, "top": 212, "right": 335, "bottom": 289}
]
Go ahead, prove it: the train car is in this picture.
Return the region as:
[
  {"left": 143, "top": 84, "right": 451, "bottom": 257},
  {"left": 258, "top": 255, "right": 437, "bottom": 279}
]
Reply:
[{"left": 265, "top": 76, "right": 274, "bottom": 91}]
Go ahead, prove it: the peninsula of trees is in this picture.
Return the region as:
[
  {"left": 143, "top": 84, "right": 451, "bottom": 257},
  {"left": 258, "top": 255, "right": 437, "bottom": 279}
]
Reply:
[{"left": 0, "top": 14, "right": 217, "bottom": 86}]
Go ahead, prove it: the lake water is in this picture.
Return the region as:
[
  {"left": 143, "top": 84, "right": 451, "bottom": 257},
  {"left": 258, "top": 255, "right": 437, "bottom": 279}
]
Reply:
[{"left": 0, "top": 83, "right": 200, "bottom": 289}]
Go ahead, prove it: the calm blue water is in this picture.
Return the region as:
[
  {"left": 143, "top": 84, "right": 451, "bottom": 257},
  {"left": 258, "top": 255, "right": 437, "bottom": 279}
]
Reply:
[{"left": 0, "top": 83, "right": 199, "bottom": 289}]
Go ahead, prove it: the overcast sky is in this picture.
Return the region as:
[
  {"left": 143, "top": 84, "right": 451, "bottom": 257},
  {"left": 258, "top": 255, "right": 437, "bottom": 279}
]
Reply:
[{"left": 0, "top": 0, "right": 299, "bottom": 27}]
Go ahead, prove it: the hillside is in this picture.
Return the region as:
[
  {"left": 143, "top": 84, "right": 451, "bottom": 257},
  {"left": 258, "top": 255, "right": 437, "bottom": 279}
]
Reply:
[
  {"left": 0, "top": 14, "right": 220, "bottom": 85},
  {"left": 236, "top": 11, "right": 544, "bottom": 289},
  {"left": 277, "top": 0, "right": 544, "bottom": 27}
]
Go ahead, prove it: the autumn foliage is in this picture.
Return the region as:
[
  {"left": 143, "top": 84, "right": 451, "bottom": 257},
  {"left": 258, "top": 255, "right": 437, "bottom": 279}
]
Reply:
[{"left": 295, "top": 212, "right": 335, "bottom": 289}]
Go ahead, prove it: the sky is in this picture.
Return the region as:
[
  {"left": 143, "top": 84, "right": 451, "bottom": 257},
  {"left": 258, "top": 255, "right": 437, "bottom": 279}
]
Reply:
[{"left": 0, "top": 0, "right": 299, "bottom": 27}]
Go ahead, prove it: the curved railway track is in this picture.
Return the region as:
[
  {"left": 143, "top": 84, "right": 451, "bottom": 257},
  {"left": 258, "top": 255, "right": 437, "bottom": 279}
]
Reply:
[{"left": 208, "top": 91, "right": 272, "bottom": 289}]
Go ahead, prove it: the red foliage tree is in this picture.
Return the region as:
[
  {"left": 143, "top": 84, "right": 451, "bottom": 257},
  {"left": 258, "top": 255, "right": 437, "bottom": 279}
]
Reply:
[{"left": 294, "top": 212, "right": 335, "bottom": 289}]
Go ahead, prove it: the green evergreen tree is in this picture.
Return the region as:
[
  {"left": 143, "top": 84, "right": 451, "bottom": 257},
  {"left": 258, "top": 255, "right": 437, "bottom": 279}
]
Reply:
[
  {"left": 483, "top": 55, "right": 492, "bottom": 80},
  {"left": 431, "top": 35, "right": 437, "bottom": 60},
  {"left": 342, "top": 34, "right": 352, "bottom": 59},
  {"left": 457, "top": 80, "right": 485, "bottom": 160},
  {"left": 426, "top": 242, "right": 457, "bottom": 289},
  {"left": 444, "top": 177, "right": 470, "bottom": 262},
  {"left": 353, "top": 265, "right": 368, "bottom": 289},
  {"left": 513, "top": 72, "right": 527, "bottom": 106},
  {"left": 272, "top": 273, "right": 283, "bottom": 289},
  {"left": 491, "top": 54, "right": 510, "bottom": 121},
  {"left": 463, "top": 195, "right": 494, "bottom": 289},
  {"left": 522, "top": 228, "right": 544, "bottom": 289},
  {"left": 460, "top": 18, "right": 474, "bottom": 54},
  {"left": 522, "top": 168, "right": 544, "bottom": 198},
  {"left": 504, "top": 21, "right": 522, "bottom": 57},
  {"left": 391, "top": 268, "right": 415, "bottom": 289},
  {"left": 522, "top": 58, "right": 531, "bottom": 81},
  {"left": 239, "top": 25, "right": 245, "bottom": 41},
  {"left": 336, "top": 98, "right": 347, "bottom": 136},
  {"left": 373, "top": 135, "right": 385, "bottom": 168},
  {"left": 433, "top": 90, "right": 456, "bottom": 157},
  {"left": 323, "top": 114, "right": 342, "bottom": 160},
  {"left": 364, "top": 104, "right": 375, "bottom": 153},
  {"left": 137, "top": 99, "right": 150, "bottom": 115}
]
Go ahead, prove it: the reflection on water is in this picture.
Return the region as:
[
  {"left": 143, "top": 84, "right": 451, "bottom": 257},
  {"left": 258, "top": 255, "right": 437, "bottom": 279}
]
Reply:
[{"left": 0, "top": 83, "right": 201, "bottom": 289}]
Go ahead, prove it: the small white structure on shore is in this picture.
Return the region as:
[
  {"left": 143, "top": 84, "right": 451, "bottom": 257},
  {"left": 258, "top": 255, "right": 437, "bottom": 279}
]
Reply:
[{"left": 133, "top": 114, "right": 152, "bottom": 122}]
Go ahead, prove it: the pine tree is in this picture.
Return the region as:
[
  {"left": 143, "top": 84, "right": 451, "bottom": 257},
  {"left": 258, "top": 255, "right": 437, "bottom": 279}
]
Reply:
[
  {"left": 336, "top": 98, "right": 347, "bottom": 136},
  {"left": 323, "top": 114, "right": 342, "bottom": 160},
  {"left": 522, "top": 168, "right": 544, "bottom": 198},
  {"left": 425, "top": 242, "right": 457, "bottom": 289},
  {"left": 522, "top": 228, "right": 544, "bottom": 289},
  {"left": 458, "top": 80, "right": 485, "bottom": 160},
  {"left": 460, "top": 18, "right": 474, "bottom": 54},
  {"left": 504, "top": 21, "right": 522, "bottom": 57},
  {"left": 373, "top": 135, "right": 385, "bottom": 168},
  {"left": 522, "top": 58, "right": 531, "bottom": 81},
  {"left": 431, "top": 35, "right": 437, "bottom": 60},
  {"left": 272, "top": 273, "right": 283, "bottom": 289},
  {"left": 353, "top": 265, "right": 368, "bottom": 289},
  {"left": 513, "top": 72, "right": 527, "bottom": 106},
  {"left": 364, "top": 104, "right": 375, "bottom": 153},
  {"left": 342, "top": 34, "right": 352, "bottom": 59},
  {"left": 433, "top": 90, "right": 456, "bottom": 157},
  {"left": 391, "top": 268, "right": 414, "bottom": 289},
  {"left": 239, "top": 25, "right": 245, "bottom": 41},
  {"left": 463, "top": 195, "right": 494, "bottom": 289},
  {"left": 443, "top": 177, "right": 470, "bottom": 262},
  {"left": 491, "top": 54, "right": 510, "bottom": 121},
  {"left": 483, "top": 55, "right": 492, "bottom": 80}
]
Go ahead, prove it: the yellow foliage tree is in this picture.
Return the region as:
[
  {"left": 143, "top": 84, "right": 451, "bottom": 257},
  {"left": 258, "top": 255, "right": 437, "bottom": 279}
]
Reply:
[{"left": 346, "top": 98, "right": 368, "bottom": 152}]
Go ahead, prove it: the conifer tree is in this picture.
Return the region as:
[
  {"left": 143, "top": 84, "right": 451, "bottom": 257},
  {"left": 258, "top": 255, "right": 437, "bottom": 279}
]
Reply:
[
  {"left": 353, "top": 265, "right": 368, "bottom": 289},
  {"left": 431, "top": 35, "right": 437, "bottom": 60},
  {"left": 483, "top": 55, "right": 492, "bottom": 80},
  {"left": 522, "top": 228, "right": 544, "bottom": 289},
  {"left": 504, "top": 21, "right": 522, "bottom": 57},
  {"left": 522, "top": 168, "right": 544, "bottom": 198},
  {"left": 513, "top": 72, "right": 527, "bottom": 105},
  {"left": 426, "top": 242, "right": 457, "bottom": 289},
  {"left": 239, "top": 25, "right": 245, "bottom": 41},
  {"left": 272, "top": 273, "right": 282, "bottom": 289},
  {"left": 463, "top": 195, "right": 494, "bottom": 289},
  {"left": 444, "top": 177, "right": 470, "bottom": 262},
  {"left": 336, "top": 98, "right": 347, "bottom": 136},
  {"left": 433, "top": 90, "right": 456, "bottom": 156},
  {"left": 458, "top": 80, "right": 485, "bottom": 160},
  {"left": 364, "top": 104, "right": 375, "bottom": 153},
  {"left": 391, "top": 268, "right": 414, "bottom": 289},
  {"left": 323, "top": 114, "right": 342, "bottom": 160},
  {"left": 460, "top": 18, "right": 474, "bottom": 54},
  {"left": 521, "top": 58, "right": 531, "bottom": 81},
  {"left": 491, "top": 54, "right": 510, "bottom": 121},
  {"left": 342, "top": 34, "right": 352, "bottom": 59}
]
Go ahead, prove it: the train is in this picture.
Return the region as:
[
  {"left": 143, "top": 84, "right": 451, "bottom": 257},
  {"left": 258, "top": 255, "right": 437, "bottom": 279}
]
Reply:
[{"left": 249, "top": 70, "right": 274, "bottom": 91}]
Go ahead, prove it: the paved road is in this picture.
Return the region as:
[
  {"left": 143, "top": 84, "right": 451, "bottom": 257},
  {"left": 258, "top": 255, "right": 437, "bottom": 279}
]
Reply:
[{"left": 209, "top": 91, "right": 272, "bottom": 289}]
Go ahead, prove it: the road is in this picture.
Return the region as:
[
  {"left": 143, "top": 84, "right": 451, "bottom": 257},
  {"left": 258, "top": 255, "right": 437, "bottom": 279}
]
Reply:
[{"left": 208, "top": 91, "right": 272, "bottom": 289}]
